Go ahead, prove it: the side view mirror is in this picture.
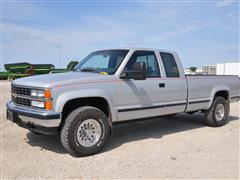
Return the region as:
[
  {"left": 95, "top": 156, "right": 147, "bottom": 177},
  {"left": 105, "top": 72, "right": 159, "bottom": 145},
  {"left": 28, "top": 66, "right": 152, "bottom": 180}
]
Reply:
[{"left": 120, "top": 62, "right": 146, "bottom": 80}]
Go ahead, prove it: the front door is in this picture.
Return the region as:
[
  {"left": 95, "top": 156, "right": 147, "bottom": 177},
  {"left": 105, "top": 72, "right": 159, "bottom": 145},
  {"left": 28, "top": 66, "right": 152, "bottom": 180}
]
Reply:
[{"left": 116, "top": 50, "right": 165, "bottom": 121}]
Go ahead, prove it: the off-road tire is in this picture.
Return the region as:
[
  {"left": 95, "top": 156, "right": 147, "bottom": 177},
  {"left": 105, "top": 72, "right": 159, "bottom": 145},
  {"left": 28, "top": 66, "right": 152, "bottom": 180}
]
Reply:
[
  {"left": 204, "top": 96, "right": 229, "bottom": 127},
  {"left": 60, "top": 106, "right": 110, "bottom": 157}
]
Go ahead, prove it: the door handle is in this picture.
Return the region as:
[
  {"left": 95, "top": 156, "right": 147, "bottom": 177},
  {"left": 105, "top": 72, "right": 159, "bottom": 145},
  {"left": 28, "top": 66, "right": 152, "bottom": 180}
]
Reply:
[{"left": 159, "top": 83, "right": 165, "bottom": 88}]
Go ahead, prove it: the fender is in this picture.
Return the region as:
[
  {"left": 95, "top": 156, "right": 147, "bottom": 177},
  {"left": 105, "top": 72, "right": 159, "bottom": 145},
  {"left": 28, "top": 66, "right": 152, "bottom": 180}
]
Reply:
[
  {"left": 207, "top": 85, "right": 230, "bottom": 109},
  {"left": 54, "top": 89, "right": 117, "bottom": 122}
]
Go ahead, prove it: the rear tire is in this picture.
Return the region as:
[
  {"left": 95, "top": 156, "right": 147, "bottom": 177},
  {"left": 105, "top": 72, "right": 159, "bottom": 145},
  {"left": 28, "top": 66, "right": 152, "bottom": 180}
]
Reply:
[
  {"left": 60, "top": 106, "right": 110, "bottom": 157},
  {"left": 204, "top": 96, "right": 229, "bottom": 127}
]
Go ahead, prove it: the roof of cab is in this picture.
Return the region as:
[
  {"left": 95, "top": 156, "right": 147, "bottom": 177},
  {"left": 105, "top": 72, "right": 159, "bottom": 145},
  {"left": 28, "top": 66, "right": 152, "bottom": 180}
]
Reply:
[{"left": 96, "top": 47, "right": 176, "bottom": 54}]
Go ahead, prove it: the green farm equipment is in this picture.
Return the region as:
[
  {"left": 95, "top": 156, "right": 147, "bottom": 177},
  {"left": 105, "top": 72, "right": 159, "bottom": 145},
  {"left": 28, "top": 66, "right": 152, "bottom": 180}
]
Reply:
[
  {"left": 2, "top": 62, "right": 72, "bottom": 80},
  {"left": 50, "top": 69, "right": 70, "bottom": 73}
]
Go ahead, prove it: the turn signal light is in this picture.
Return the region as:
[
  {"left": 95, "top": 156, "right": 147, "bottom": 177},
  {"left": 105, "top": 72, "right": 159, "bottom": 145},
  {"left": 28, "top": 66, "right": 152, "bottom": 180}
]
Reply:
[
  {"left": 45, "top": 101, "right": 52, "bottom": 110},
  {"left": 44, "top": 90, "right": 52, "bottom": 99}
]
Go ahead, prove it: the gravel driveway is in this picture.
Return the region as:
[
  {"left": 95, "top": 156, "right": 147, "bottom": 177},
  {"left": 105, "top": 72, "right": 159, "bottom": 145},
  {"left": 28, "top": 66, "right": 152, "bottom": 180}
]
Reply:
[{"left": 1, "top": 81, "right": 239, "bottom": 179}]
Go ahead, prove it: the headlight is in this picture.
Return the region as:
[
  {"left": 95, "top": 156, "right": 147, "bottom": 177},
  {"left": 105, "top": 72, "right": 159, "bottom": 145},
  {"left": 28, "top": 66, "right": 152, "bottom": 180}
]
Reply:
[
  {"left": 31, "top": 89, "right": 52, "bottom": 99},
  {"left": 31, "top": 89, "right": 52, "bottom": 110},
  {"left": 31, "top": 89, "right": 44, "bottom": 98}
]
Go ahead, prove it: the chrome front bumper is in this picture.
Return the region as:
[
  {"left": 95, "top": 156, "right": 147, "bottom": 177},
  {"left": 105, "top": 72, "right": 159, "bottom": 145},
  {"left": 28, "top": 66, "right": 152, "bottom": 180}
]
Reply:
[{"left": 6, "top": 101, "right": 61, "bottom": 128}]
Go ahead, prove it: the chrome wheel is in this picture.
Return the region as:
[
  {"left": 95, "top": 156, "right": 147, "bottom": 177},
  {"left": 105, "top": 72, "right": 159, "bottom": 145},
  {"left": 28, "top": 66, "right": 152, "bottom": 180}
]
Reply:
[
  {"left": 76, "top": 119, "right": 102, "bottom": 147},
  {"left": 215, "top": 104, "right": 225, "bottom": 122}
]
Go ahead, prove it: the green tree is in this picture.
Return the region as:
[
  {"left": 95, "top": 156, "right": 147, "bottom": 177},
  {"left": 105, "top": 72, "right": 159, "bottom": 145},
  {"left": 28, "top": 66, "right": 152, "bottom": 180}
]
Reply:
[
  {"left": 67, "top": 61, "right": 79, "bottom": 70},
  {"left": 189, "top": 66, "right": 197, "bottom": 72}
]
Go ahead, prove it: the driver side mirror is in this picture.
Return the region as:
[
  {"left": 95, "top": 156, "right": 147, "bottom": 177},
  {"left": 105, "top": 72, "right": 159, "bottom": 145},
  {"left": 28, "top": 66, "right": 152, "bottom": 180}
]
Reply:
[{"left": 120, "top": 62, "right": 147, "bottom": 80}]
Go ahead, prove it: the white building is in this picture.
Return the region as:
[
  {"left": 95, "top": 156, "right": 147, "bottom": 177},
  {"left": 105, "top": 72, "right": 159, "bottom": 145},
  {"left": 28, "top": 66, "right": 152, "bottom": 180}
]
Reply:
[
  {"left": 184, "top": 68, "right": 193, "bottom": 75},
  {"left": 216, "top": 62, "right": 240, "bottom": 76},
  {"left": 195, "top": 68, "right": 203, "bottom": 74}
]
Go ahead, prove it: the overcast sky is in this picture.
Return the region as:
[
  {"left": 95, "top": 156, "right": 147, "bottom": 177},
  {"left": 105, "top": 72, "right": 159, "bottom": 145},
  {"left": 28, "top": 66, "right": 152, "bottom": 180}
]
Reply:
[{"left": 1, "top": 0, "right": 239, "bottom": 69}]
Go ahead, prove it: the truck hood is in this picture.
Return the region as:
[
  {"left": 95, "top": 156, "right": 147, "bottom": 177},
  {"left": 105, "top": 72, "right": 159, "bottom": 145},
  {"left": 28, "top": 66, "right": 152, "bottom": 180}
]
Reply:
[{"left": 13, "top": 72, "right": 116, "bottom": 88}]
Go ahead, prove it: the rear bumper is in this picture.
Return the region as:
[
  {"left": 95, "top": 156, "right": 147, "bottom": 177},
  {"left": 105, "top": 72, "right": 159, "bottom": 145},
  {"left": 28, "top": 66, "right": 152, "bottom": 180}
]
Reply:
[{"left": 6, "top": 101, "right": 61, "bottom": 135}]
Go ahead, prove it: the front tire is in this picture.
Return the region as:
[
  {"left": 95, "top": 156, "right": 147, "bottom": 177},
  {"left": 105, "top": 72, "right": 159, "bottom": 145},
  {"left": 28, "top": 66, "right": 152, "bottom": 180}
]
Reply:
[
  {"left": 204, "top": 96, "right": 229, "bottom": 127},
  {"left": 60, "top": 106, "right": 110, "bottom": 157}
]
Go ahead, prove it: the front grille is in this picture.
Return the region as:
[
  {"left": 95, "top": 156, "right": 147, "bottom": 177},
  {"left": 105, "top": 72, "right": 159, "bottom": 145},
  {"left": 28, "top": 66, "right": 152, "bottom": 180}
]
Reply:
[
  {"left": 11, "top": 84, "right": 31, "bottom": 96},
  {"left": 11, "top": 84, "right": 31, "bottom": 107},
  {"left": 12, "top": 95, "right": 31, "bottom": 107}
]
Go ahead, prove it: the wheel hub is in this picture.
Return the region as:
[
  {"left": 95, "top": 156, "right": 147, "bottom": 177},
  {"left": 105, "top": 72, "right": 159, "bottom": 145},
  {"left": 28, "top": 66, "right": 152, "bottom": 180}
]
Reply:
[
  {"left": 215, "top": 104, "right": 225, "bottom": 122},
  {"left": 76, "top": 119, "right": 101, "bottom": 147}
]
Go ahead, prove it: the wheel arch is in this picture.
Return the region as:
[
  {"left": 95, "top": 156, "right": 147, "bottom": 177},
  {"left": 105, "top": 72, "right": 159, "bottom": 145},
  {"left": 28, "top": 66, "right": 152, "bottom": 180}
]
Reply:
[
  {"left": 61, "top": 97, "right": 111, "bottom": 120},
  {"left": 55, "top": 89, "right": 116, "bottom": 129},
  {"left": 207, "top": 86, "right": 230, "bottom": 109}
]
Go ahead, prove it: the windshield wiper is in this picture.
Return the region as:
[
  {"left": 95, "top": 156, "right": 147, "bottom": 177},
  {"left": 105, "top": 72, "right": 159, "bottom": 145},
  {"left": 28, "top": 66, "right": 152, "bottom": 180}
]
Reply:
[{"left": 80, "top": 67, "right": 100, "bottom": 73}]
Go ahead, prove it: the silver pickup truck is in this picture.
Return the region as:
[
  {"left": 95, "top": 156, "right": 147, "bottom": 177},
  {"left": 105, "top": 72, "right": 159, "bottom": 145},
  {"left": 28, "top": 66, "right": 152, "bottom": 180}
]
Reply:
[{"left": 7, "top": 48, "right": 240, "bottom": 157}]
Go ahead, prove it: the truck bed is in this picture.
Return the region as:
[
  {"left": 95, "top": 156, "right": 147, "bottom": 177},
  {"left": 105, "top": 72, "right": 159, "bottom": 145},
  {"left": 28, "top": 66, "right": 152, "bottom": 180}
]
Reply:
[{"left": 185, "top": 75, "right": 240, "bottom": 112}]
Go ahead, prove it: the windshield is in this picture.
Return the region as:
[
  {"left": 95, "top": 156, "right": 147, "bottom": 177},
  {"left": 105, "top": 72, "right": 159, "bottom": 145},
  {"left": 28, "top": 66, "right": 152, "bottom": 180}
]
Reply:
[{"left": 74, "top": 50, "right": 129, "bottom": 75}]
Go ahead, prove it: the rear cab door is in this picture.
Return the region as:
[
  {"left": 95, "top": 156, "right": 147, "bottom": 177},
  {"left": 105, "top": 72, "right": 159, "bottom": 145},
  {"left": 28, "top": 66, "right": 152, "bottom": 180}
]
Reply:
[{"left": 157, "top": 51, "right": 188, "bottom": 114}]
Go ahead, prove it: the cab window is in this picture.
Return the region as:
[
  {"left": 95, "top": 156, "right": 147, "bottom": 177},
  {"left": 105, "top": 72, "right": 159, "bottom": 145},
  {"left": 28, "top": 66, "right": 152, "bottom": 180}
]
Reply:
[
  {"left": 125, "top": 51, "right": 160, "bottom": 77},
  {"left": 160, "top": 52, "right": 180, "bottom": 77}
]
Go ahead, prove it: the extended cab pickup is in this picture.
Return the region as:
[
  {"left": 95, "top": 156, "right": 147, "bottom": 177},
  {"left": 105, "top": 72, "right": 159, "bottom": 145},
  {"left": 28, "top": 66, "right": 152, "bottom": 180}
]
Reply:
[{"left": 7, "top": 48, "right": 240, "bottom": 156}]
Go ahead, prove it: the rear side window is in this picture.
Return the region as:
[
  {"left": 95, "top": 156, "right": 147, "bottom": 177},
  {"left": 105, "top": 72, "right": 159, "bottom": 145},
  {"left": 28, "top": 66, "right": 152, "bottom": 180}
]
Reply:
[{"left": 160, "top": 52, "right": 180, "bottom": 77}]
